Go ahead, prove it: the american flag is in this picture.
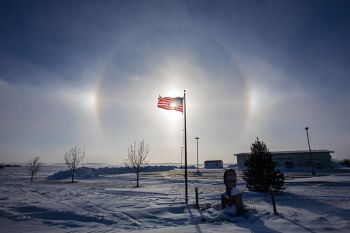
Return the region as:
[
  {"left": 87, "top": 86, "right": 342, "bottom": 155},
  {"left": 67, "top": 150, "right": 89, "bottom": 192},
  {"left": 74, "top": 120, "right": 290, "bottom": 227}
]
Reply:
[{"left": 157, "top": 96, "right": 183, "bottom": 112}]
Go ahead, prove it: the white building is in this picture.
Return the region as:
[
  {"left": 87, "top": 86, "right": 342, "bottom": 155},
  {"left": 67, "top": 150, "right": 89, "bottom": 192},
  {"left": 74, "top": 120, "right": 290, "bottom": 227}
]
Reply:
[
  {"left": 234, "top": 150, "right": 333, "bottom": 170},
  {"left": 204, "top": 160, "right": 223, "bottom": 169}
]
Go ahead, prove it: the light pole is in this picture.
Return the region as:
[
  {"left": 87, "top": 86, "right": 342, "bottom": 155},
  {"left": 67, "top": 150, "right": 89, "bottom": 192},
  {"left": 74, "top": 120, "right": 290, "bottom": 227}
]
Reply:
[
  {"left": 180, "top": 147, "right": 184, "bottom": 169},
  {"left": 305, "top": 127, "right": 315, "bottom": 176},
  {"left": 195, "top": 137, "right": 200, "bottom": 174}
]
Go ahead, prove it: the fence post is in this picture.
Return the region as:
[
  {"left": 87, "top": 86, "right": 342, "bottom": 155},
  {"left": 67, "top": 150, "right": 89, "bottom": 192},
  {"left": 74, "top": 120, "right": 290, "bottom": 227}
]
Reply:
[{"left": 270, "top": 190, "right": 277, "bottom": 214}]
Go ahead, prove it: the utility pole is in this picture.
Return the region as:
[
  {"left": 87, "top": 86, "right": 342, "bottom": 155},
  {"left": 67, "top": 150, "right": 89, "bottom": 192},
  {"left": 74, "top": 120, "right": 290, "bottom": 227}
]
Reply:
[
  {"left": 305, "top": 127, "right": 315, "bottom": 176},
  {"left": 195, "top": 137, "right": 200, "bottom": 175}
]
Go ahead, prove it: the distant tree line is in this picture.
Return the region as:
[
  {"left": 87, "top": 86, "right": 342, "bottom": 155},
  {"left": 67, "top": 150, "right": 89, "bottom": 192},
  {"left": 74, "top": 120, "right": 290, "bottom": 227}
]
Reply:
[{"left": 341, "top": 159, "right": 350, "bottom": 167}]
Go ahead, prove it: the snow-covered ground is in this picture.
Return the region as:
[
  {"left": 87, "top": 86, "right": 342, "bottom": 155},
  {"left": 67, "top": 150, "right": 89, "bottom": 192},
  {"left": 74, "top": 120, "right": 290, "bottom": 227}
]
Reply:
[{"left": 0, "top": 165, "right": 349, "bottom": 232}]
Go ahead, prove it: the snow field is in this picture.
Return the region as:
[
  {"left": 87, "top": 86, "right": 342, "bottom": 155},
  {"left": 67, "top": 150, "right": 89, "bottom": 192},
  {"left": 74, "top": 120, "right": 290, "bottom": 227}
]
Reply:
[{"left": 0, "top": 166, "right": 349, "bottom": 232}]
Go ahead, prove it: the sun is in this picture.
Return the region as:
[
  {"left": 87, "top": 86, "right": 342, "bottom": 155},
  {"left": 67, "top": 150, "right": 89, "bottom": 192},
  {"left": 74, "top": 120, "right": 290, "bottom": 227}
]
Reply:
[
  {"left": 170, "top": 102, "right": 178, "bottom": 109},
  {"left": 158, "top": 87, "right": 183, "bottom": 121}
]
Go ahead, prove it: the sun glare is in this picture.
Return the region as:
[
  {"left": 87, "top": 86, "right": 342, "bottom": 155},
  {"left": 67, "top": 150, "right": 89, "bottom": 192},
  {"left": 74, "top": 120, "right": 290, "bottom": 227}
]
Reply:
[
  {"left": 163, "top": 109, "right": 182, "bottom": 121},
  {"left": 170, "top": 102, "right": 177, "bottom": 108},
  {"left": 83, "top": 93, "right": 97, "bottom": 109},
  {"left": 158, "top": 87, "right": 183, "bottom": 121},
  {"left": 248, "top": 87, "right": 272, "bottom": 117}
]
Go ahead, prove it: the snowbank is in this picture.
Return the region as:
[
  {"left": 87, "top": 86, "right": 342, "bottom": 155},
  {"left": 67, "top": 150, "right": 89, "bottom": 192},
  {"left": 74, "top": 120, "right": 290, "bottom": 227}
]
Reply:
[{"left": 47, "top": 165, "right": 178, "bottom": 180}]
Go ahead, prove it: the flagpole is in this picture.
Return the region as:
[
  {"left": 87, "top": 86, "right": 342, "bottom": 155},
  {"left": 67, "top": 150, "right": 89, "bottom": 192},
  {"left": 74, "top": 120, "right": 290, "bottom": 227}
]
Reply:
[{"left": 184, "top": 90, "right": 188, "bottom": 204}]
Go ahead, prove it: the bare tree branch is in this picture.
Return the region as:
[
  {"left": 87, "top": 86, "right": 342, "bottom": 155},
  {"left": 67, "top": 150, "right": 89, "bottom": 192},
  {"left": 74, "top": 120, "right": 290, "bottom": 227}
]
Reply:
[
  {"left": 64, "top": 146, "right": 85, "bottom": 183},
  {"left": 25, "top": 156, "right": 41, "bottom": 182},
  {"left": 124, "top": 139, "right": 150, "bottom": 187}
]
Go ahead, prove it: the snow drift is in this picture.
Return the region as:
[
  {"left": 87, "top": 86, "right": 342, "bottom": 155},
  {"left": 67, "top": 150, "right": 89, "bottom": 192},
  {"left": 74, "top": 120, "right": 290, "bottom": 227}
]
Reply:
[{"left": 47, "top": 166, "right": 179, "bottom": 180}]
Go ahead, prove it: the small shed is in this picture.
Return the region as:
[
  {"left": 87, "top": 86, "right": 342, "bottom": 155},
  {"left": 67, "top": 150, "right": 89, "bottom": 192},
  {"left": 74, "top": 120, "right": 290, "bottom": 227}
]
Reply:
[{"left": 204, "top": 160, "right": 223, "bottom": 169}]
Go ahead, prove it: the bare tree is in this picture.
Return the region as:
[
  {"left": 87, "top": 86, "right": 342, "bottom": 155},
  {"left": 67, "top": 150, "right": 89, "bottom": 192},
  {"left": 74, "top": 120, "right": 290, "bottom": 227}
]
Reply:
[
  {"left": 25, "top": 156, "right": 41, "bottom": 182},
  {"left": 64, "top": 146, "right": 85, "bottom": 183},
  {"left": 124, "top": 139, "right": 150, "bottom": 187}
]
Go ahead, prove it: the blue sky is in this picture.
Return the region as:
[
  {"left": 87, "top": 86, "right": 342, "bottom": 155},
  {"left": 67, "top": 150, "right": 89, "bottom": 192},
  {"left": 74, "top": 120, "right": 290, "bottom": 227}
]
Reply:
[{"left": 1, "top": 0, "right": 349, "bottom": 164}]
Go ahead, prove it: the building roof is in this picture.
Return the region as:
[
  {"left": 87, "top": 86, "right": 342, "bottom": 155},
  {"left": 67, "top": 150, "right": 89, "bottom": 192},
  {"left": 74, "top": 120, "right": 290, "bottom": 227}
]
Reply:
[
  {"left": 204, "top": 160, "right": 223, "bottom": 163},
  {"left": 234, "top": 150, "right": 334, "bottom": 156}
]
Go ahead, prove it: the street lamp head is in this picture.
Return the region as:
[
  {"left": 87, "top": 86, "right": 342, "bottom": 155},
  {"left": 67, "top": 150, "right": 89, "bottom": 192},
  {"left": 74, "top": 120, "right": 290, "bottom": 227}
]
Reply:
[
  {"left": 305, "top": 127, "right": 309, "bottom": 131},
  {"left": 195, "top": 137, "right": 199, "bottom": 140}
]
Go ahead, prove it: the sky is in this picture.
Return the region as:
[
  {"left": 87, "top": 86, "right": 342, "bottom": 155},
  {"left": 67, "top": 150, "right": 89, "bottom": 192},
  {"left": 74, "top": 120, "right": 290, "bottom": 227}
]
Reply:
[{"left": 0, "top": 0, "right": 350, "bottom": 164}]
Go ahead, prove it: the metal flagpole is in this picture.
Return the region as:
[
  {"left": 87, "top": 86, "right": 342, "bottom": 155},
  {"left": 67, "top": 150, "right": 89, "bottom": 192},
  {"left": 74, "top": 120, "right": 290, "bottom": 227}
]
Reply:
[
  {"left": 184, "top": 90, "right": 188, "bottom": 204},
  {"left": 180, "top": 146, "right": 183, "bottom": 169}
]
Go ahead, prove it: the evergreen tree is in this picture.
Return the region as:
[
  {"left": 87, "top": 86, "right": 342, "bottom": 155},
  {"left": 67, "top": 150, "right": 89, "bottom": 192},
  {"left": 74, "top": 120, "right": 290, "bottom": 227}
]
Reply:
[
  {"left": 243, "top": 138, "right": 284, "bottom": 192},
  {"left": 271, "top": 170, "right": 284, "bottom": 191}
]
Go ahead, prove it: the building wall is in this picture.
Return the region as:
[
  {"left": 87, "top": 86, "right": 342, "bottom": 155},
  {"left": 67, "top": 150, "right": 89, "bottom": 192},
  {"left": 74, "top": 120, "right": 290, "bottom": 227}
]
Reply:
[
  {"left": 236, "top": 152, "right": 332, "bottom": 170},
  {"left": 273, "top": 152, "right": 331, "bottom": 169},
  {"left": 236, "top": 156, "right": 248, "bottom": 169},
  {"left": 204, "top": 160, "right": 223, "bottom": 169}
]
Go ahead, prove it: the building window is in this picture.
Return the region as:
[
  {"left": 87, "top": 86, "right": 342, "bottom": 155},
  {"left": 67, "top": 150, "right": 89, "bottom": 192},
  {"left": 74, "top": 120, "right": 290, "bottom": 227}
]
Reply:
[
  {"left": 315, "top": 162, "right": 321, "bottom": 169},
  {"left": 306, "top": 160, "right": 312, "bottom": 166},
  {"left": 285, "top": 161, "right": 294, "bottom": 169}
]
